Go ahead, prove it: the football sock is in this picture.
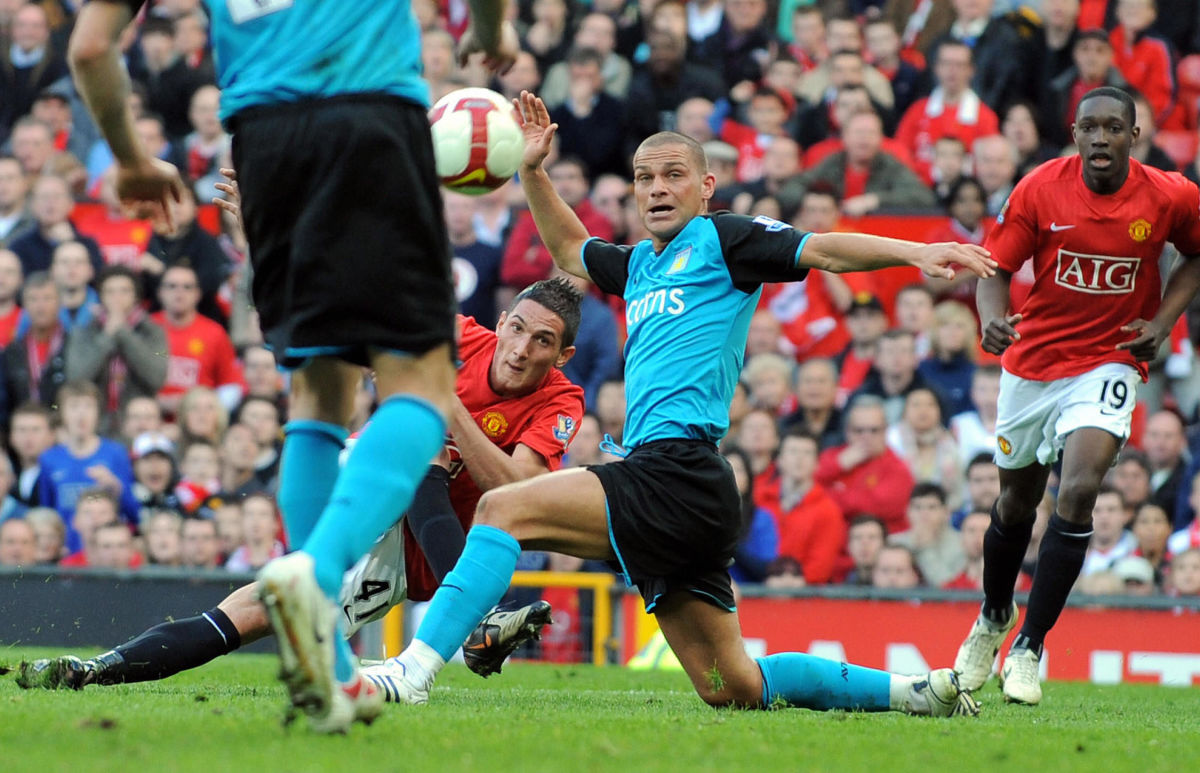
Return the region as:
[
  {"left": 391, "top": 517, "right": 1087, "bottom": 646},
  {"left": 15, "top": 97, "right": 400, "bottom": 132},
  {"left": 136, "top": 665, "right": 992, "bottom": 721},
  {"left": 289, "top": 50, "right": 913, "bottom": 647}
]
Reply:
[
  {"left": 414, "top": 524, "right": 521, "bottom": 662},
  {"left": 406, "top": 466, "right": 464, "bottom": 581},
  {"left": 304, "top": 395, "right": 445, "bottom": 598},
  {"left": 96, "top": 607, "right": 242, "bottom": 684},
  {"left": 756, "top": 653, "right": 890, "bottom": 711},
  {"left": 1017, "top": 514, "right": 1092, "bottom": 656},
  {"left": 276, "top": 420, "right": 348, "bottom": 547},
  {"left": 333, "top": 626, "right": 356, "bottom": 683},
  {"left": 981, "top": 502, "right": 1034, "bottom": 624}
]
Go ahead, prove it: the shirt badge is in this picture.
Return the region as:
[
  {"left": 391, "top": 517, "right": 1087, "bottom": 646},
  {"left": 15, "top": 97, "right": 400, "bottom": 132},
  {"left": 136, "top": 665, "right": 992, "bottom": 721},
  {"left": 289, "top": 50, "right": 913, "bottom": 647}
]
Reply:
[
  {"left": 666, "top": 246, "right": 691, "bottom": 275},
  {"left": 480, "top": 411, "right": 509, "bottom": 438},
  {"left": 1129, "top": 218, "right": 1151, "bottom": 242},
  {"left": 552, "top": 414, "right": 577, "bottom": 449}
]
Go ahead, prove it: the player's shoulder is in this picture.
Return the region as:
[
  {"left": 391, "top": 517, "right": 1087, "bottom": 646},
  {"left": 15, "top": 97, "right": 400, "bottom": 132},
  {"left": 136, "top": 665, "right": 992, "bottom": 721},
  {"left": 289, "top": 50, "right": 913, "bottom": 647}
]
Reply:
[
  {"left": 1130, "top": 160, "right": 1199, "bottom": 200},
  {"left": 540, "top": 367, "right": 586, "bottom": 409}
]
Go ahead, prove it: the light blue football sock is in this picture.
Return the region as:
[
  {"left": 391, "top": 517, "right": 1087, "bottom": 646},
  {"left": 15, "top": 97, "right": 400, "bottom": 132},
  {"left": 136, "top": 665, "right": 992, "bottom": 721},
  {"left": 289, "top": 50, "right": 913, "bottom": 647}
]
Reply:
[
  {"left": 276, "top": 420, "right": 348, "bottom": 547},
  {"left": 756, "top": 653, "right": 891, "bottom": 711},
  {"left": 304, "top": 395, "right": 446, "bottom": 597},
  {"left": 333, "top": 632, "right": 356, "bottom": 683},
  {"left": 414, "top": 524, "right": 521, "bottom": 661}
]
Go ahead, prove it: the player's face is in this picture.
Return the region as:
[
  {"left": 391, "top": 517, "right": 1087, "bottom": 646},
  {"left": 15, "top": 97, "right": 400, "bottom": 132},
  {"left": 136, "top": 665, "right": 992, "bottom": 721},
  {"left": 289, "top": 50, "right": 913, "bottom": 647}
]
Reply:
[
  {"left": 492, "top": 300, "right": 573, "bottom": 397},
  {"left": 1072, "top": 96, "right": 1137, "bottom": 190},
  {"left": 632, "top": 143, "right": 715, "bottom": 249}
]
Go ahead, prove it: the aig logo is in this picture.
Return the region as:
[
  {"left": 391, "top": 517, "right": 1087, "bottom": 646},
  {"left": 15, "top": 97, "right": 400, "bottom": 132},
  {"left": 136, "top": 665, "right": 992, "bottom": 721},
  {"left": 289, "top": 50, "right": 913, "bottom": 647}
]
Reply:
[{"left": 1054, "top": 249, "right": 1140, "bottom": 295}]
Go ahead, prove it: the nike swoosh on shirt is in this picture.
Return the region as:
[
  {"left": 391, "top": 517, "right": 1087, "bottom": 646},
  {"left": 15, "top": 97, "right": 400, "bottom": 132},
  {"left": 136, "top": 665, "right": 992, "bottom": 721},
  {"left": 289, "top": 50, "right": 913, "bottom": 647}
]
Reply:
[{"left": 1049, "top": 223, "right": 1076, "bottom": 232}]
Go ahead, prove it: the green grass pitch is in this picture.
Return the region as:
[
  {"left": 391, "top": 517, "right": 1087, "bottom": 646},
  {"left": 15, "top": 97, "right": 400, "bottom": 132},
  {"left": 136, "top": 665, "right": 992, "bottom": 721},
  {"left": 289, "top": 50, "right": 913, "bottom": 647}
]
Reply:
[{"left": 2, "top": 648, "right": 1198, "bottom": 773}]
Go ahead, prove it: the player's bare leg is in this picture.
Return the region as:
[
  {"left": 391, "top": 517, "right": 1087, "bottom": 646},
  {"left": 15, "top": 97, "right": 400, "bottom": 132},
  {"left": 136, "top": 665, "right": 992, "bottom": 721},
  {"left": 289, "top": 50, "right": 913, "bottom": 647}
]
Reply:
[
  {"left": 955, "top": 461, "right": 1050, "bottom": 690},
  {"left": 1001, "top": 427, "right": 1120, "bottom": 704},
  {"left": 656, "top": 593, "right": 976, "bottom": 715}
]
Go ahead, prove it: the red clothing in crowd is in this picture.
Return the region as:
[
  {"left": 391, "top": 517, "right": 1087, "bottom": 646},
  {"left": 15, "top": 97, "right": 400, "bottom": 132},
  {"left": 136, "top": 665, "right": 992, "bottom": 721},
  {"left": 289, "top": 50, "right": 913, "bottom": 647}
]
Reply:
[
  {"left": 501, "top": 201, "right": 612, "bottom": 290},
  {"left": 759, "top": 276, "right": 850, "bottom": 359},
  {"left": 1109, "top": 27, "right": 1175, "bottom": 123},
  {"left": 895, "top": 90, "right": 999, "bottom": 184},
  {"left": 72, "top": 209, "right": 153, "bottom": 268},
  {"left": 802, "top": 136, "right": 917, "bottom": 173},
  {"left": 944, "top": 569, "right": 1031, "bottom": 592},
  {"left": 0, "top": 305, "right": 23, "bottom": 346},
  {"left": 986, "top": 156, "right": 1200, "bottom": 383},
  {"left": 815, "top": 446, "right": 914, "bottom": 535},
  {"left": 151, "top": 312, "right": 244, "bottom": 400},
  {"left": 755, "top": 474, "right": 846, "bottom": 584},
  {"left": 719, "top": 120, "right": 784, "bottom": 182}
]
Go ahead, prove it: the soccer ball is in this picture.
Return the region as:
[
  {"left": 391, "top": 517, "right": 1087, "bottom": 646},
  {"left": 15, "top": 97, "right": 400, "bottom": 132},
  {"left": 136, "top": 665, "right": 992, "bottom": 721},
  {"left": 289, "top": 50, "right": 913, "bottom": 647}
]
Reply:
[{"left": 429, "top": 87, "right": 525, "bottom": 195}]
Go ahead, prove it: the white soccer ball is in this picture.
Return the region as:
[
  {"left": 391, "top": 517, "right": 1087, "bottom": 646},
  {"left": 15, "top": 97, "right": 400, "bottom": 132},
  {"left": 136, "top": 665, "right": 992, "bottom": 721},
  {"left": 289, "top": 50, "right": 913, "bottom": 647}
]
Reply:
[{"left": 428, "top": 87, "right": 525, "bottom": 195}]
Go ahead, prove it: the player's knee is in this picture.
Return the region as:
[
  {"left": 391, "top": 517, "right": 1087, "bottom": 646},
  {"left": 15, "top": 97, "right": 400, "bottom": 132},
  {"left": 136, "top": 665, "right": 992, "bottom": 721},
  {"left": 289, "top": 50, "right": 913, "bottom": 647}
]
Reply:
[{"left": 474, "top": 489, "right": 518, "bottom": 531}]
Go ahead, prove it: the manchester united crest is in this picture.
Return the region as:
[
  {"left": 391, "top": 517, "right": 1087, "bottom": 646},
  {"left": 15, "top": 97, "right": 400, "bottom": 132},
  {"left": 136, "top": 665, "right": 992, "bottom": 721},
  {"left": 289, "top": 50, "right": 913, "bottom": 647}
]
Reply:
[
  {"left": 997, "top": 436, "right": 1012, "bottom": 455},
  {"left": 1129, "top": 218, "right": 1151, "bottom": 242},
  {"left": 480, "top": 411, "right": 509, "bottom": 438}
]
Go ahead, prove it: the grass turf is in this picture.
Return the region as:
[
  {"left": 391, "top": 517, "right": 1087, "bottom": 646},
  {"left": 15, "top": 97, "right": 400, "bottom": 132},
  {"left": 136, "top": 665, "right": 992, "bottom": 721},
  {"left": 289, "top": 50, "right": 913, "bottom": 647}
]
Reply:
[{"left": 2, "top": 648, "right": 1198, "bottom": 773}]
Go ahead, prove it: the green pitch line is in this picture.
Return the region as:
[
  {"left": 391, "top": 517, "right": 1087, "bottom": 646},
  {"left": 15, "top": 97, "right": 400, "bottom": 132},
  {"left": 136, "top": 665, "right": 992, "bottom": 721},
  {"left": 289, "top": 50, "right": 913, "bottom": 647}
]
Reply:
[{"left": 3, "top": 649, "right": 1198, "bottom": 773}]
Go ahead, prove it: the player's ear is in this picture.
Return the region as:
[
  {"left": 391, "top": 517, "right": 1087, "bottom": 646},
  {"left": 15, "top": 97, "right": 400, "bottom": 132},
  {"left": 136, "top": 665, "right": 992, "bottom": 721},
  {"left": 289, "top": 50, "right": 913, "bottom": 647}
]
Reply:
[
  {"left": 495, "top": 310, "right": 508, "bottom": 333},
  {"left": 1130, "top": 125, "right": 1141, "bottom": 142},
  {"left": 555, "top": 345, "right": 577, "bottom": 368},
  {"left": 701, "top": 171, "right": 716, "bottom": 201}
]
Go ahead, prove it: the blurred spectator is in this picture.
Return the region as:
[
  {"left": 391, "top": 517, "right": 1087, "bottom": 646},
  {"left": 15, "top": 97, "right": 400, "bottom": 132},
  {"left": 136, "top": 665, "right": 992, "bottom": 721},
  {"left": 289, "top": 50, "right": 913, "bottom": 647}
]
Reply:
[
  {"left": 420, "top": 29, "right": 457, "bottom": 102},
  {"left": 564, "top": 413, "right": 603, "bottom": 468},
  {"left": 135, "top": 110, "right": 189, "bottom": 175},
  {"left": 891, "top": 483, "right": 965, "bottom": 586},
  {"left": 853, "top": 328, "right": 933, "bottom": 423},
  {"left": 153, "top": 264, "right": 243, "bottom": 415},
  {"left": 887, "top": 387, "right": 963, "bottom": 508},
  {"left": 723, "top": 445, "right": 778, "bottom": 583},
  {"left": 950, "top": 364, "right": 999, "bottom": 463},
  {"left": 594, "top": 378, "right": 626, "bottom": 444},
  {"left": 211, "top": 498, "right": 242, "bottom": 562},
  {"left": 134, "top": 16, "right": 211, "bottom": 139},
  {"left": 743, "top": 352, "right": 796, "bottom": 416},
  {"left": 841, "top": 514, "right": 887, "bottom": 585},
  {"left": 744, "top": 308, "right": 785, "bottom": 359},
  {"left": 864, "top": 18, "right": 922, "bottom": 118},
  {"left": 236, "top": 396, "right": 282, "bottom": 486},
  {"left": 918, "top": 300, "right": 977, "bottom": 415},
  {"left": 952, "top": 452, "right": 1000, "bottom": 528},
  {"left": 183, "top": 85, "right": 229, "bottom": 199},
  {"left": 1168, "top": 548, "right": 1200, "bottom": 596},
  {"left": 541, "top": 12, "right": 632, "bottom": 105},
  {"left": 895, "top": 40, "right": 998, "bottom": 185},
  {"left": 25, "top": 506, "right": 65, "bottom": 564},
  {"left": 872, "top": 543, "right": 923, "bottom": 588},
  {"left": 10, "top": 117, "right": 58, "bottom": 179},
  {"left": 180, "top": 516, "right": 220, "bottom": 569},
  {"left": 177, "top": 440, "right": 220, "bottom": 512},
  {"left": 30, "top": 86, "right": 95, "bottom": 170},
  {"left": 699, "top": 0, "right": 773, "bottom": 90},
  {"left": 89, "top": 521, "right": 139, "bottom": 570},
  {"left": 727, "top": 136, "right": 802, "bottom": 213},
  {"left": 0, "top": 516, "right": 37, "bottom": 566},
  {"left": 626, "top": 29, "right": 725, "bottom": 141},
  {"left": 0, "top": 4, "right": 68, "bottom": 136},
  {"left": 501, "top": 157, "right": 611, "bottom": 294},
  {"left": 943, "top": 508, "right": 991, "bottom": 589},
  {"left": 1109, "top": 0, "right": 1174, "bottom": 125},
  {"left": 1081, "top": 485, "right": 1136, "bottom": 575},
  {"left": 66, "top": 266, "right": 168, "bottom": 419},
  {"left": 1143, "top": 410, "right": 1188, "bottom": 513},
  {"left": 9, "top": 173, "right": 103, "bottom": 276},
  {"left": 472, "top": 183, "right": 514, "bottom": 250},
  {"left": 48, "top": 240, "right": 97, "bottom": 332},
  {"left": 738, "top": 407, "right": 780, "bottom": 481},
  {"left": 40, "top": 383, "right": 140, "bottom": 549},
  {"left": 971, "top": 134, "right": 1018, "bottom": 215},
  {"left": 933, "top": 0, "right": 1036, "bottom": 112},
  {"left": 241, "top": 344, "right": 283, "bottom": 408},
  {"left": 555, "top": 271, "right": 620, "bottom": 410},
  {"left": 784, "top": 6, "right": 826, "bottom": 70},
  {"left": 835, "top": 292, "right": 887, "bottom": 404},
  {"left": 727, "top": 380, "right": 751, "bottom": 442},
  {"left": 718, "top": 87, "right": 791, "bottom": 183},
  {"left": 895, "top": 283, "right": 936, "bottom": 357},
  {"left": 930, "top": 136, "right": 968, "bottom": 204},
  {"left": 755, "top": 428, "right": 845, "bottom": 584},
  {"left": 0, "top": 156, "right": 34, "bottom": 245},
  {"left": 782, "top": 358, "right": 844, "bottom": 450},
  {"left": 177, "top": 386, "right": 228, "bottom": 447},
  {"left": 173, "top": 10, "right": 214, "bottom": 81},
  {"left": 674, "top": 97, "right": 716, "bottom": 144},
  {"left": 1043, "top": 29, "right": 1128, "bottom": 148},
  {"left": 797, "top": 84, "right": 882, "bottom": 157},
  {"left": 495, "top": 50, "right": 542, "bottom": 102},
  {"left": 131, "top": 431, "right": 181, "bottom": 518},
  {"left": 1110, "top": 449, "right": 1152, "bottom": 512},
  {"left": 924, "top": 178, "right": 988, "bottom": 304},
  {"left": 9, "top": 402, "right": 54, "bottom": 506},
  {"left": 1131, "top": 501, "right": 1172, "bottom": 579},
  {"left": 142, "top": 186, "right": 231, "bottom": 324},
  {"left": 447, "top": 193, "right": 503, "bottom": 327},
  {"left": 218, "top": 422, "right": 270, "bottom": 498},
  {"left": 523, "top": 0, "right": 572, "bottom": 75},
  {"left": 550, "top": 48, "right": 628, "bottom": 179},
  {"left": 120, "top": 396, "right": 164, "bottom": 445},
  {"left": 589, "top": 173, "right": 629, "bottom": 242},
  {"left": 0, "top": 248, "right": 22, "bottom": 346},
  {"left": 58, "top": 488, "right": 123, "bottom": 567},
  {"left": 1002, "top": 101, "right": 1058, "bottom": 180},
  {"left": 782, "top": 112, "right": 935, "bottom": 217},
  {"left": 816, "top": 395, "right": 914, "bottom": 533},
  {"left": 1041, "top": 0, "right": 1082, "bottom": 84},
  {"left": 797, "top": 17, "right": 895, "bottom": 110},
  {"left": 143, "top": 507, "right": 183, "bottom": 566},
  {"left": 224, "top": 493, "right": 284, "bottom": 571},
  {"left": 1111, "top": 554, "right": 1157, "bottom": 595},
  {"left": 1130, "top": 91, "right": 1176, "bottom": 172}
]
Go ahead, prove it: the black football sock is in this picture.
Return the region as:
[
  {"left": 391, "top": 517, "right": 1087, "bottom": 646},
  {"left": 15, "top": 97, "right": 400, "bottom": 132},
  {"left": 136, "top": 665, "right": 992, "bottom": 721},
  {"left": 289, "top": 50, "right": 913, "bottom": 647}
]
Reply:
[
  {"left": 95, "top": 607, "right": 243, "bottom": 684},
  {"left": 981, "top": 501, "right": 1034, "bottom": 624},
  {"left": 407, "top": 466, "right": 466, "bottom": 582},
  {"left": 1016, "top": 514, "right": 1092, "bottom": 656}
]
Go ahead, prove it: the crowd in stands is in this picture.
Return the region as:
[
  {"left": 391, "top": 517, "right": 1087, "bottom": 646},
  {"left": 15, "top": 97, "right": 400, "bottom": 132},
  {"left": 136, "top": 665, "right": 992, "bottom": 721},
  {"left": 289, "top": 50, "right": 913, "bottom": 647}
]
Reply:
[{"left": 0, "top": 0, "right": 1199, "bottom": 604}]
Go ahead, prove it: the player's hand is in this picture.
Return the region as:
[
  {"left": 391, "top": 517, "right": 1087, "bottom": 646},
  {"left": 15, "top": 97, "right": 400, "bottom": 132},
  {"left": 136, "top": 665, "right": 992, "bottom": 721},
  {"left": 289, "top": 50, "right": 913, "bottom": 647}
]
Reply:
[
  {"left": 457, "top": 21, "right": 520, "bottom": 74},
  {"left": 913, "top": 242, "right": 997, "bottom": 280},
  {"left": 213, "top": 167, "right": 244, "bottom": 234},
  {"left": 115, "top": 156, "right": 185, "bottom": 234},
  {"left": 514, "top": 90, "right": 558, "bottom": 172},
  {"left": 982, "top": 313, "right": 1022, "bottom": 355},
  {"left": 1116, "top": 318, "right": 1167, "bottom": 362}
]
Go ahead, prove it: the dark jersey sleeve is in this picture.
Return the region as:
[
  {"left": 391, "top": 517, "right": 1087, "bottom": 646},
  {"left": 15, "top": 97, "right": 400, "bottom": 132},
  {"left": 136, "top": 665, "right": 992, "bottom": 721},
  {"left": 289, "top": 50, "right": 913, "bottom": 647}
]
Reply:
[
  {"left": 581, "top": 237, "right": 634, "bottom": 297},
  {"left": 89, "top": 0, "right": 146, "bottom": 11},
  {"left": 710, "top": 212, "right": 812, "bottom": 291}
]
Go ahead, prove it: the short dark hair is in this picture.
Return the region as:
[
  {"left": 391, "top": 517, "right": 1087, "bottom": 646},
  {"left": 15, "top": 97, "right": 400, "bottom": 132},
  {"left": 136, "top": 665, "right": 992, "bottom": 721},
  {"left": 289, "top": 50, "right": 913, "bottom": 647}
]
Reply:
[
  {"left": 802, "top": 181, "right": 841, "bottom": 206},
  {"left": 909, "top": 482, "right": 947, "bottom": 505},
  {"left": 566, "top": 46, "right": 604, "bottom": 69},
  {"left": 1116, "top": 448, "right": 1151, "bottom": 475},
  {"left": 752, "top": 87, "right": 786, "bottom": 108},
  {"left": 897, "top": 282, "right": 935, "bottom": 302},
  {"left": 1078, "top": 86, "right": 1136, "bottom": 126},
  {"left": 934, "top": 38, "right": 973, "bottom": 64},
  {"left": 57, "top": 380, "right": 102, "bottom": 409},
  {"left": 510, "top": 277, "right": 584, "bottom": 349},
  {"left": 1095, "top": 483, "right": 1126, "bottom": 509},
  {"left": 946, "top": 176, "right": 986, "bottom": 212},
  {"left": 781, "top": 425, "right": 819, "bottom": 446},
  {"left": 637, "top": 131, "right": 708, "bottom": 174},
  {"left": 141, "top": 16, "right": 175, "bottom": 37},
  {"left": 849, "top": 514, "right": 887, "bottom": 538},
  {"left": 12, "top": 400, "right": 53, "bottom": 424},
  {"left": 966, "top": 451, "right": 996, "bottom": 473},
  {"left": 97, "top": 264, "right": 141, "bottom": 300}
]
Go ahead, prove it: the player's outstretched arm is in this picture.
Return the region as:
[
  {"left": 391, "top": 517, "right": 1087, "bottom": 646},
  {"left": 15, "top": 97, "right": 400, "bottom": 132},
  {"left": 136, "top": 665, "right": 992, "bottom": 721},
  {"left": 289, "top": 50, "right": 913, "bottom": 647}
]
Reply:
[
  {"left": 70, "top": 1, "right": 183, "bottom": 231},
  {"left": 801, "top": 232, "right": 997, "bottom": 280},
  {"left": 514, "top": 91, "right": 593, "bottom": 280},
  {"left": 1118, "top": 255, "right": 1200, "bottom": 361}
]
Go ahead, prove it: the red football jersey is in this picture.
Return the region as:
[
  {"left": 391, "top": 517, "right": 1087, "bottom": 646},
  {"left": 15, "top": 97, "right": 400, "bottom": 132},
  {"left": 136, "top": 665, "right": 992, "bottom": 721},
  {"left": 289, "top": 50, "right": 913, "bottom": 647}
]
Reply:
[
  {"left": 404, "top": 315, "right": 585, "bottom": 599},
  {"left": 986, "top": 156, "right": 1200, "bottom": 382},
  {"left": 151, "top": 312, "right": 244, "bottom": 398}
]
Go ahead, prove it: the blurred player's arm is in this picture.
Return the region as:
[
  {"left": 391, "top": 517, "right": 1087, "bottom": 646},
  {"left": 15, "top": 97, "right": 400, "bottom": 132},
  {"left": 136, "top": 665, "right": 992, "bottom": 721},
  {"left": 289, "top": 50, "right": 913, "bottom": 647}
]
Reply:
[
  {"left": 1119, "top": 254, "right": 1200, "bottom": 362},
  {"left": 802, "top": 232, "right": 996, "bottom": 280},
  {"left": 449, "top": 397, "right": 551, "bottom": 489},
  {"left": 514, "top": 91, "right": 593, "bottom": 280}
]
